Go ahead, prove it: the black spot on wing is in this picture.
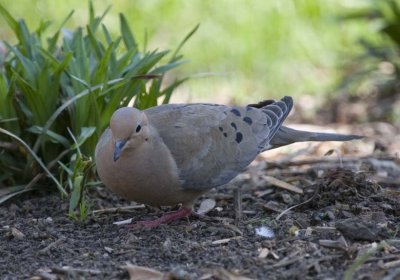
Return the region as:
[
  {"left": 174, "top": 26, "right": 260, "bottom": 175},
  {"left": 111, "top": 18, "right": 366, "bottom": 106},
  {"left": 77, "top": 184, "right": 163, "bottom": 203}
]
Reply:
[
  {"left": 231, "top": 109, "right": 241, "bottom": 117},
  {"left": 235, "top": 132, "right": 243, "bottom": 143},
  {"left": 219, "top": 127, "right": 223, "bottom": 132},
  {"left": 223, "top": 132, "right": 228, "bottom": 137},
  {"left": 243, "top": 116, "right": 252, "bottom": 125},
  {"left": 230, "top": 122, "right": 237, "bottom": 130}
]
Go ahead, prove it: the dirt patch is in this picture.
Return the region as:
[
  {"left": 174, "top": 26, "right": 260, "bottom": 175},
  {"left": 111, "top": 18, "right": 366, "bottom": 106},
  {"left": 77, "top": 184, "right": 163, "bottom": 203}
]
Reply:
[{"left": 1, "top": 134, "right": 399, "bottom": 279}]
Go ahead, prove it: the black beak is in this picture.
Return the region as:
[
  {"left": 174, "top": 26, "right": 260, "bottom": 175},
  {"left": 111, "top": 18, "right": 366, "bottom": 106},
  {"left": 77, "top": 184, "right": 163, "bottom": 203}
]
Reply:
[{"left": 113, "top": 140, "right": 127, "bottom": 162}]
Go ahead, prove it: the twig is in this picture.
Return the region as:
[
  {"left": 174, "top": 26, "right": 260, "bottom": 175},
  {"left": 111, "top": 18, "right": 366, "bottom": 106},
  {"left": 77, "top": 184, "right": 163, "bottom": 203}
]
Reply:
[
  {"left": 275, "top": 194, "right": 315, "bottom": 220},
  {"left": 268, "top": 155, "right": 398, "bottom": 170},
  {"left": 264, "top": 250, "right": 303, "bottom": 269},
  {"left": 381, "top": 259, "right": 400, "bottom": 269},
  {"left": 52, "top": 266, "right": 102, "bottom": 275},
  {"left": 234, "top": 188, "right": 242, "bottom": 225},
  {"left": 92, "top": 204, "right": 146, "bottom": 214},
  {"left": 210, "top": 236, "right": 243, "bottom": 245},
  {"left": 307, "top": 254, "right": 343, "bottom": 270},
  {"left": 113, "top": 248, "right": 140, "bottom": 256},
  {"left": 0, "top": 140, "right": 18, "bottom": 151},
  {"left": 312, "top": 226, "right": 337, "bottom": 233},
  {"left": 263, "top": 175, "right": 303, "bottom": 194},
  {"left": 364, "top": 254, "right": 400, "bottom": 263},
  {"left": 39, "top": 237, "right": 66, "bottom": 255}
]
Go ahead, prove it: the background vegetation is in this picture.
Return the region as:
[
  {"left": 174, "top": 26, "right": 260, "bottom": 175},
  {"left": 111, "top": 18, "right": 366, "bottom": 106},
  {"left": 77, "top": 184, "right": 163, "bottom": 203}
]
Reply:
[
  {"left": 0, "top": 0, "right": 376, "bottom": 103},
  {"left": 0, "top": 1, "right": 194, "bottom": 217}
]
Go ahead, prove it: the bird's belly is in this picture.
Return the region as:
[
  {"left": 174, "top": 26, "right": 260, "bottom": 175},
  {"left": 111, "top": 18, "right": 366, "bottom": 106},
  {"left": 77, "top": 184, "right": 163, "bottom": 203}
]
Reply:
[{"left": 96, "top": 143, "right": 201, "bottom": 207}]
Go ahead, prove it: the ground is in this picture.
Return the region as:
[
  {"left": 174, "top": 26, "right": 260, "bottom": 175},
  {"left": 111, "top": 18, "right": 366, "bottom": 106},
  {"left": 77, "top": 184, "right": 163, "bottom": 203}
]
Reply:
[{"left": 1, "top": 124, "right": 399, "bottom": 280}]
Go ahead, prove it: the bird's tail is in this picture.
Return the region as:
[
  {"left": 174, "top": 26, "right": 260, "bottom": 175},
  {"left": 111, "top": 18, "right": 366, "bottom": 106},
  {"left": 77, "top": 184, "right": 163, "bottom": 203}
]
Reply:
[{"left": 269, "top": 126, "right": 363, "bottom": 149}]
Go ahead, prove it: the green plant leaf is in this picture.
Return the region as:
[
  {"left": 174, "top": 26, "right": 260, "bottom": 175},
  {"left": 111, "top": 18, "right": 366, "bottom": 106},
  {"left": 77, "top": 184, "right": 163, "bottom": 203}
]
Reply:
[
  {"left": 32, "top": 77, "right": 127, "bottom": 154},
  {"left": 381, "top": 24, "right": 400, "bottom": 45},
  {"left": 0, "top": 127, "right": 67, "bottom": 196},
  {"left": 0, "top": 185, "right": 32, "bottom": 205},
  {"left": 47, "top": 10, "right": 74, "bottom": 53},
  {"left": 69, "top": 175, "right": 83, "bottom": 213},
  {"left": 0, "top": 2, "right": 193, "bottom": 206},
  {"left": 27, "top": 125, "right": 70, "bottom": 147},
  {"left": 0, "top": 2, "right": 19, "bottom": 37},
  {"left": 74, "top": 127, "right": 96, "bottom": 149},
  {"left": 119, "top": 13, "right": 138, "bottom": 51},
  {"left": 171, "top": 23, "right": 199, "bottom": 61}
]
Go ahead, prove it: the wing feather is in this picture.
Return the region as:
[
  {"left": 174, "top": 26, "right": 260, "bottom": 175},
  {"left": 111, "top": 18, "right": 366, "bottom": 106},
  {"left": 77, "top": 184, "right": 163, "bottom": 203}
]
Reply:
[{"left": 144, "top": 97, "right": 293, "bottom": 190}]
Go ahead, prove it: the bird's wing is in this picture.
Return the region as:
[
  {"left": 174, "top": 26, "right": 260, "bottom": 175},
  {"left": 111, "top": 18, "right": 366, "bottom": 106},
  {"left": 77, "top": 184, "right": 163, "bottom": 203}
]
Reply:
[{"left": 144, "top": 96, "right": 293, "bottom": 190}]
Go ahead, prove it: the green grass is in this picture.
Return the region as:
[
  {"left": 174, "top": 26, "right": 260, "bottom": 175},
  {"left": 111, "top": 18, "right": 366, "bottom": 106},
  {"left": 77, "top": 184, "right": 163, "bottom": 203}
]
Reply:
[{"left": 0, "top": 0, "right": 374, "bottom": 103}]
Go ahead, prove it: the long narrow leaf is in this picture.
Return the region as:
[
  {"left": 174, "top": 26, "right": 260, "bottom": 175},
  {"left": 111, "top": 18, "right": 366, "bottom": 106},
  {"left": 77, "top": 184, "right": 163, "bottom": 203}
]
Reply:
[
  {"left": 32, "top": 77, "right": 127, "bottom": 154},
  {"left": 47, "top": 10, "right": 75, "bottom": 52},
  {"left": 0, "top": 186, "right": 33, "bottom": 205},
  {"left": 119, "top": 13, "right": 137, "bottom": 51},
  {"left": 171, "top": 23, "right": 199, "bottom": 61},
  {"left": 0, "top": 128, "right": 67, "bottom": 196},
  {"left": 0, "top": 3, "right": 19, "bottom": 37}
]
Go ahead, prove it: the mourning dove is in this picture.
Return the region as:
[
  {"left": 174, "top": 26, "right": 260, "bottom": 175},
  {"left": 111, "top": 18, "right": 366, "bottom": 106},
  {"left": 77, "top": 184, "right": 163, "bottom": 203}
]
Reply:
[{"left": 95, "top": 96, "right": 362, "bottom": 227}]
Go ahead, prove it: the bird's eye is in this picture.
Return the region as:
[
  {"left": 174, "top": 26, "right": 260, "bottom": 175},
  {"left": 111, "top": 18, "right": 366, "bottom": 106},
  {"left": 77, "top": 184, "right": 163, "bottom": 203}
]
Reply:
[{"left": 136, "top": 125, "right": 142, "bottom": 133}]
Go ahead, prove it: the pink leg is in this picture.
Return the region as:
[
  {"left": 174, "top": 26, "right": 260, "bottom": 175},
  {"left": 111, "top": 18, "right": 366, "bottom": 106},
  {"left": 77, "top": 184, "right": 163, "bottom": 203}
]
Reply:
[{"left": 136, "top": 207, "right": 192, "bottom": 228}]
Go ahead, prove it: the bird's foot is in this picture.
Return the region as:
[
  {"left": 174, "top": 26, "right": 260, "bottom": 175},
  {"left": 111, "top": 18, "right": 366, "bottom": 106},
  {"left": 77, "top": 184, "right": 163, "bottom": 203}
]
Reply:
[{"left": 136, "top": 207, "right": 192, "bottom": 228}]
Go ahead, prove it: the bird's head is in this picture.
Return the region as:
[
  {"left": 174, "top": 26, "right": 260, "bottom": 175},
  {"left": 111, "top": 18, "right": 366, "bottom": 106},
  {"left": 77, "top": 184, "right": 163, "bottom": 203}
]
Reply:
[{"left": 109, "top": 107, "right": 149, "bottom": 162}]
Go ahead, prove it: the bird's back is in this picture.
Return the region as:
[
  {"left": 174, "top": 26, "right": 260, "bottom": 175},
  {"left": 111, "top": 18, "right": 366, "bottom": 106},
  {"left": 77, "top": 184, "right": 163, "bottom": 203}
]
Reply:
[{"left": 144, "top": 97, "right": 294, "bottom": 190}]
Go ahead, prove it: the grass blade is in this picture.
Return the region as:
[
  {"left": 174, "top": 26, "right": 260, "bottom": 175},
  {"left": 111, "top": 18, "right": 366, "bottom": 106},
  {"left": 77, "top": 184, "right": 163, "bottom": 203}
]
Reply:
[{"left": 0, "top": 128, "right": 67, "bottom": 196}]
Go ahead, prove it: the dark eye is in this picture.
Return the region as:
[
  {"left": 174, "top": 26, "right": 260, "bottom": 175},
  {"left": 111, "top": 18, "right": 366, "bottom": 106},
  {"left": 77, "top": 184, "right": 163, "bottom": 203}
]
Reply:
[{"left": 136, "top": 125, "right": 142, "bottom": 133}]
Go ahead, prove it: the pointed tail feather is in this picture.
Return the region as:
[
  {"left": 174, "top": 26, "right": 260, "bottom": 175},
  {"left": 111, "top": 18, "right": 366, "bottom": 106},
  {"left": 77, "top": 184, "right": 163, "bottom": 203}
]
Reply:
[{"left": 269, "top": 126, "right": 363, "bottom": 149}]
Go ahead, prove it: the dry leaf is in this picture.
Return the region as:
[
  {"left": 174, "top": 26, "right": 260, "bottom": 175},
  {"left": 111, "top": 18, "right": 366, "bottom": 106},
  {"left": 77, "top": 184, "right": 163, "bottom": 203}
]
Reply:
[
  {"left": 124, "top": 263, "right": 165, "bottom": 280},
  {"left": 196, "top": 198, "right": 216, "bottom": 215}
]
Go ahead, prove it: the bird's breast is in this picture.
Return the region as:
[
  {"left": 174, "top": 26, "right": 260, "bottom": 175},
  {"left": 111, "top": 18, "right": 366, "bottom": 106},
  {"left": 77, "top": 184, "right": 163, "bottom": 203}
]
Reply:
[{"left": 96, "top": 138, "right": 200, "bottom": 207}]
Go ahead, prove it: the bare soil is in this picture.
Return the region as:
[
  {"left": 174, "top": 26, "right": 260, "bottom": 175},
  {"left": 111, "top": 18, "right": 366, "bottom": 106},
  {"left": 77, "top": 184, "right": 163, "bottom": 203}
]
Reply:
[{"left": 1, "top": 124, "right": 399, "bottom": 280}]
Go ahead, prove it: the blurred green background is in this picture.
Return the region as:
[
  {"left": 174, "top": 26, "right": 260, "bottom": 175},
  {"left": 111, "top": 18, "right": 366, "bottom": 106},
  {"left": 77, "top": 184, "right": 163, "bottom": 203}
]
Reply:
[{"left": 0, "top": 0, "right": 375, "bottom": 104}]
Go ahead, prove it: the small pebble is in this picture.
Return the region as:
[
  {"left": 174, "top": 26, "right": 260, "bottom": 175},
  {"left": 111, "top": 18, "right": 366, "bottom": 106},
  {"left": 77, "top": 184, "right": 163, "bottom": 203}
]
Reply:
[{"left": 11, "top": 227, "right": 25, "bottom": 239}]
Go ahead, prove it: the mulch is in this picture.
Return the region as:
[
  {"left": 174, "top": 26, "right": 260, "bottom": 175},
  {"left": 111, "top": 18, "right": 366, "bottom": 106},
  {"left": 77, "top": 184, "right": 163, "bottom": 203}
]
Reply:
[{"left": 1, "top": 123, "right": 399, "bottom": 280}]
